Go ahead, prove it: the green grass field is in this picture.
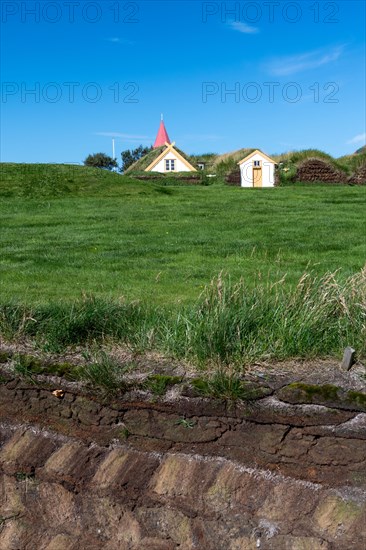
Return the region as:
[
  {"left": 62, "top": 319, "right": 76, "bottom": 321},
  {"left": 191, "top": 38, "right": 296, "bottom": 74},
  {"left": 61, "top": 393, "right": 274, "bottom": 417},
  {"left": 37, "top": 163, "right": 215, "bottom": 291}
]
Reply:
[
  {"left": 0, "top": 163, "right": 365, "bottom": 363},
  {"left": 0, "top": 164, "right": 365, "bottom": 305}
]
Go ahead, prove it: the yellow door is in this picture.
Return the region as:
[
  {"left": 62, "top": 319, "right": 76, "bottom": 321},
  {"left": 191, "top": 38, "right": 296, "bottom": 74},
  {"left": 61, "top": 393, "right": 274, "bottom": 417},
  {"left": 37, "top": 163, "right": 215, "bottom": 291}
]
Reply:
[{"left": 253, "top": 167, "right": 262, "bottom": 187}]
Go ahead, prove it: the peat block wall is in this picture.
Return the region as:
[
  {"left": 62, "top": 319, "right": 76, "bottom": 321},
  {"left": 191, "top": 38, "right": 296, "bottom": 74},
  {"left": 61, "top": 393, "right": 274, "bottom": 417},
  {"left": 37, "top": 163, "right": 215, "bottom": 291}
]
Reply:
[
  {"left": 0, "top": 370, "right": 365, "bottom": 549},
  {"left": 348, "top": 164, "right": 366, "bottom": 184},
  {"left": 225, "top": 170, "right": 280, "bottom": 186},
  {"left": 294, "top": 159, "right": 345, "bottom": 183},
  {"left": 225, "top": 170, "right": 241, "bottom": 186}
]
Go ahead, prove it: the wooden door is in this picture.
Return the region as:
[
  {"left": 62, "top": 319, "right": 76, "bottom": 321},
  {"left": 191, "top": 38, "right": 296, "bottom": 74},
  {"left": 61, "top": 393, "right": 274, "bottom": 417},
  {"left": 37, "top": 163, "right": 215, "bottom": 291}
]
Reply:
[{"left": 253, "top": 166, "right": 262, "bottom": 187}]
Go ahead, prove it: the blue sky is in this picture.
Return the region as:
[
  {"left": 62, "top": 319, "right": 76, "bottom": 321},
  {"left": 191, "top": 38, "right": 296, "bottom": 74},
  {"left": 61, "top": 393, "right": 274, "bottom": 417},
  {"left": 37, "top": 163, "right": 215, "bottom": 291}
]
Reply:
[{"left": 1, "top": 0, "right": 365, "bottom": 163}]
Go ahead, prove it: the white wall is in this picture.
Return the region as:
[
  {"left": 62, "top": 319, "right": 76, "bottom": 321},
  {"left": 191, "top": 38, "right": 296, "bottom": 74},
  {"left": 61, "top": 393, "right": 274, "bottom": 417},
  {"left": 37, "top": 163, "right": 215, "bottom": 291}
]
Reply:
[
  {"left": 150, "top": 151, "right": 193, "bottom": 173},
  {"left": 239, "top": 152, "right": 275, "bottom": 188}
]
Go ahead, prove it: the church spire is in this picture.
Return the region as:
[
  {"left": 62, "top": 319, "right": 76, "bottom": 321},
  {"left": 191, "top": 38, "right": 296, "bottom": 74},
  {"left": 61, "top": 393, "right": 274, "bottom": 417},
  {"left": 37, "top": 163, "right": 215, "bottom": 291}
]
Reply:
[{"left": 153, "top": 116, "right": 171, "bottom": 148}]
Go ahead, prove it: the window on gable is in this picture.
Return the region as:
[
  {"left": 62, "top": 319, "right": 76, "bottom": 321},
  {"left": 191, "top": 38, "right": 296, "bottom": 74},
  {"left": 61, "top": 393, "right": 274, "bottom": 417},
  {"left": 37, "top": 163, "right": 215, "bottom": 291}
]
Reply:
[
  {"left": 165, "top": 159, "right": 175, "bottom": 171},
  {"left": 254, "top": 160, "right": 261, "bottom": 167}
]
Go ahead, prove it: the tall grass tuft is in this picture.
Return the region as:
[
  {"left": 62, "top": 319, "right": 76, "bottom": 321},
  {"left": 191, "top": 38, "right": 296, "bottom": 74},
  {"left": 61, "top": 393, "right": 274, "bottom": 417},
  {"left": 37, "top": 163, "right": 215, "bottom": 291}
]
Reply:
[
  {"left": 0, "top": 270, "right": 364, "bottom": 366},
  {"left": 191, "top": 370, "right": 258, "bottom": 401},
  {"left": 0, "top": 296, "right": 162, "bottom": 352},
  {"left": 77, "top": 351, "right": 129, "bottom": 393},
  {"left": 168, "top": 269, "right": 365, "bottom": 364}
]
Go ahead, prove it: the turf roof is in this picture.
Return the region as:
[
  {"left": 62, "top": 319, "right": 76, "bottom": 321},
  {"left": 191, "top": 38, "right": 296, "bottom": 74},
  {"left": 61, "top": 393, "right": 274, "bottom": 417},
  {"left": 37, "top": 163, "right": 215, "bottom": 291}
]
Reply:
[
  {"left": 125, "top": 145, "right": 198, "bottom": 173},
  {"left": 212, "top": 148, "right": 256, "bottom": 167}
]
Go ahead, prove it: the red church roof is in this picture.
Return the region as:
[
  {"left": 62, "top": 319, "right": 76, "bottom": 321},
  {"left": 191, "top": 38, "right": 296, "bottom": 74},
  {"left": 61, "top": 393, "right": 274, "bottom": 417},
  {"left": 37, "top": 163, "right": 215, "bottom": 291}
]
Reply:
[{"left": 153, "top": 118, "right": 171, "bottom": 148}]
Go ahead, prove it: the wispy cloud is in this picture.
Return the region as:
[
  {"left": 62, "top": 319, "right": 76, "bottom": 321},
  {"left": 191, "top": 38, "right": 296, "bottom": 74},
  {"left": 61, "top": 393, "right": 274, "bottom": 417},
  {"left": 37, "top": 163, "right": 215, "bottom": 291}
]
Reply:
[
  {"left": 347, "top": 133, "right": 366, "bottom": 145},
  {"left": 229, "top": 21, "right": 259, "bottom": 34},
  {"left": 181, "top": 134, "right": 223, "bottom": 142},
  {"left": 94, "top": 132, "right": 150, "bottom": 140},
  {"left": 266, "top": 46, "right": 344, "bottom": 76},
  {"left": 106, "top": 37, "right": 135, "bottom": 45}
]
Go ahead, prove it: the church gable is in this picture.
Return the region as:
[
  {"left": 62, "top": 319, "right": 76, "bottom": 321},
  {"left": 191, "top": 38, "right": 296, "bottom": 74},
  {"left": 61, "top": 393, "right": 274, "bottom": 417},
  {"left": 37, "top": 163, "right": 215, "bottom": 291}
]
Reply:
[
  {"left": 124, "top": 117, "right": 197, "bottom": 173},
  {"left": 145, "top": 143, "right": 197, "bottom": 173}
]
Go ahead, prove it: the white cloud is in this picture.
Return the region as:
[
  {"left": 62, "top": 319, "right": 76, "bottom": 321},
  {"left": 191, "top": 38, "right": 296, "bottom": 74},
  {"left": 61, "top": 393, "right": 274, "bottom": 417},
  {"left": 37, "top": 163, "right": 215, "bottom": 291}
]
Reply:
[
  {"left": 266, "top": 46, "right": 344, "bottom": 76},
  {"left": 229, "top": 21, "right": 259, "bottom": 34},
  {"left": 347, "top": 133, "right": 366, "bottom": 145}
]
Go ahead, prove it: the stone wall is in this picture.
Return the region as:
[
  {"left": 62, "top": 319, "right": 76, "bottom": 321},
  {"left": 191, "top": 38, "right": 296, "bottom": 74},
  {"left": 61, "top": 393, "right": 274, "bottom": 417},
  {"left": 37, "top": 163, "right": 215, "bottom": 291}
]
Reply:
[{"left": 0, "top": 370, "right": 365, "bottom": 549}]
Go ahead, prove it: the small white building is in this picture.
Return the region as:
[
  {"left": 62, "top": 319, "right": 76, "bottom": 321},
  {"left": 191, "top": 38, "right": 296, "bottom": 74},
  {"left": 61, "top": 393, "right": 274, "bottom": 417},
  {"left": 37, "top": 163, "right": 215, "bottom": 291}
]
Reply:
[
  {"left": 238, "top": 149, "right": 276, "bottom": 188},
  {"left": 145, "top": 142, "right": 197, "bottom": 173}
]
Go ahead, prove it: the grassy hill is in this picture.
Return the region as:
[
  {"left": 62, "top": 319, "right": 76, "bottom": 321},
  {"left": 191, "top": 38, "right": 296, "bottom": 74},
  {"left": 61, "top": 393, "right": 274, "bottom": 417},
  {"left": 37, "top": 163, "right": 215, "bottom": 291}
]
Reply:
[
  {"left": 0, "top": 161, "right": 364, "bottom": 303},
  {"left": 0, "top": 162, "right": 365, "bottom": 362},
  {"left": 0, "top": 163, "right": 153, "bottom": 198}
]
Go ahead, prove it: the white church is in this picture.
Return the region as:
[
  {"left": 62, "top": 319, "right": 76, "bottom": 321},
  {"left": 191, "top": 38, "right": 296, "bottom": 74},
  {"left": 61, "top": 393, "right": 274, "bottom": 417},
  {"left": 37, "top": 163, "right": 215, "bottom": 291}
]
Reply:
[{"left": 145, "top": 118, "right": 197, "bottom": 173}]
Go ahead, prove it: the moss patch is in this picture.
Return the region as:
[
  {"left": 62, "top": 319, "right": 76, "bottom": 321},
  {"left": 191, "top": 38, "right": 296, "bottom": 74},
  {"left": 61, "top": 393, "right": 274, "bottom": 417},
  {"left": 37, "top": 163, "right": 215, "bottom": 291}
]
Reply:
[
  {"left": 144, "top": 375, "right": 182, "bottom": 396},
  {"left": 346, "top": 391, "right": 366, "bottom": 409},
  {"left": 279, "top": 383, "right": 366, "bottom": 411},
  {"left": 287, "top": 383, "right": 340, "bottom": 401},
  {"left": 191, "top": 373, "right": 269, "bottom": 402},
  {"left": 13, "top": 354, "right": 77, "bottom": 380},
  {"left": 43, "top": 362, "right": 78, "bottom": 380}
]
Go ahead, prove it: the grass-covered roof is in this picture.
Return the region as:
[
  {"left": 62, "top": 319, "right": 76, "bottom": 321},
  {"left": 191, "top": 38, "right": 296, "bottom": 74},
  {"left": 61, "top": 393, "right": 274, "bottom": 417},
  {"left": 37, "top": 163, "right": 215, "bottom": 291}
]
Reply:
[
  {"left": 125, "top": 145, "right": 198, "bottom": 173},
  {"left": 209, "top": 148, "right": 257, "bottom": 176},
  {"left": 211, "top": 148, "right": 256, "bottom": 167},
  {"left": 124, "top": 144, "right": 366, "bottom": 181}
]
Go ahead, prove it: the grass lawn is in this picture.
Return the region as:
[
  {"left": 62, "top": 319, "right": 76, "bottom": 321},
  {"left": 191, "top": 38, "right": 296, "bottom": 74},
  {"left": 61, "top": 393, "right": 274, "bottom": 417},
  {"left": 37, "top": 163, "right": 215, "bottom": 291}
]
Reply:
[{"left": 0, "top": 164, "right": 365, "bottom": 306}]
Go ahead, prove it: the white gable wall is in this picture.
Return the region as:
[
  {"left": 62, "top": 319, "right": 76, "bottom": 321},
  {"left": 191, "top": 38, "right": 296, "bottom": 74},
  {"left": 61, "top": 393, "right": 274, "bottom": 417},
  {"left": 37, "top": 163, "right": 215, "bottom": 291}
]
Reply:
[
  {"left": 240, "top": 152, "right": 275, "bottom": 187},
  {"left": 150, "top": 151, "right": 192, "bottom": 173}
]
